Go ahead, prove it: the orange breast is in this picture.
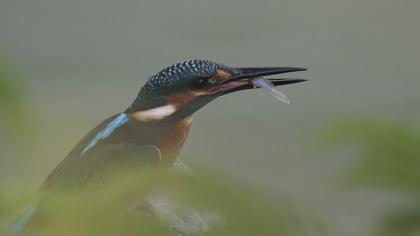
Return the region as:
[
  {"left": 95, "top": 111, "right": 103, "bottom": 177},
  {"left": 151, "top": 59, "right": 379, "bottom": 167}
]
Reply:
[{"left": 159, "top": 116, "right": 193, "bottom": 166}]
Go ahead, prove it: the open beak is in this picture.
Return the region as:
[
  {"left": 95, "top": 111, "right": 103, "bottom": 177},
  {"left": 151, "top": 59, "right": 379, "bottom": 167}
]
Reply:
[{"left": 212, "top": 67, "right": 307, "bottom": 95}]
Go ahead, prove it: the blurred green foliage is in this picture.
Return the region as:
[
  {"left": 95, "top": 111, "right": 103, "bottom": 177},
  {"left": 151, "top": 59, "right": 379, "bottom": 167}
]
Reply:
[
  {"left": 322, "top": 120, "right": 420, "bottom": 236},
  {"left": 0, "top": 56, "right": 31, "bottom": 142},
  {"left": 0, "top": 169, "right": 320, "bottom": 236}
]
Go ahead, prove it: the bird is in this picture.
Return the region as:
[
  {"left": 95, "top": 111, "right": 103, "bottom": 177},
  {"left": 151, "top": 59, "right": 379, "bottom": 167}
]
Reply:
[{"left": 10, "top": 59, "right": 306, "bottom": 233}]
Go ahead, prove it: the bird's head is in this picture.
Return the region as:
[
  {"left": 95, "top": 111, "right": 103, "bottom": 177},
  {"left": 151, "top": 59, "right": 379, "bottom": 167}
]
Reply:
[{"left": 126, "top": 59, "right": 306, "bottom": 123}]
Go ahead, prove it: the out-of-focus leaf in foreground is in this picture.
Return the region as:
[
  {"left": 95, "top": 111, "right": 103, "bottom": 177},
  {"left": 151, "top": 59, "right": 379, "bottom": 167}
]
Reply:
[
  {"left": 321, "top": 120, "right": 420, "bottom": 193},
  {"left": 321, "top": 120, "right": 420, "bottom": 236},
  {"left": 0, "top": 55, "right": 32, "bottom": 142},
  {"left": 1, "top": 169, "right": 321, "bottom": 236}
]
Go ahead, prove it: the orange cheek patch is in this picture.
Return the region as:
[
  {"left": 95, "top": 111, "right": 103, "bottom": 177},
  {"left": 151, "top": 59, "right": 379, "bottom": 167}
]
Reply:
[{"left": 215, "top": 70, "right": 232, "bottom": 80}]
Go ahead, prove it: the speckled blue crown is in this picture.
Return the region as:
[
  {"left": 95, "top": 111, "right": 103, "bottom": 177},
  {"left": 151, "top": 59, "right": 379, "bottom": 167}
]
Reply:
[{"left": 139, "top": 59, "right": 229, "bottom": 98}]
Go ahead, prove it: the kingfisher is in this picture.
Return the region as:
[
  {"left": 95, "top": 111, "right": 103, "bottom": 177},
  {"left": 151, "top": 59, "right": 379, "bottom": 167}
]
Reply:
[{"left": 10, "top": 59, "right": 306, "bottom": 232}]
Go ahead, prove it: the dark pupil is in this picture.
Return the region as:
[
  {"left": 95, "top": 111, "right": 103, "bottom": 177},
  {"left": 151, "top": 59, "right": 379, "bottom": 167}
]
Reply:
[{"left": 192, "top": 77, "right": 208, "bottom": 89}]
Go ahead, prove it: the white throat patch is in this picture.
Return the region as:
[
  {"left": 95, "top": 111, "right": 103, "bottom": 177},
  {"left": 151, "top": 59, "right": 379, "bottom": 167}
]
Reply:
[{"left": 131, "top": 104, "right": 177, "bottom": 122}]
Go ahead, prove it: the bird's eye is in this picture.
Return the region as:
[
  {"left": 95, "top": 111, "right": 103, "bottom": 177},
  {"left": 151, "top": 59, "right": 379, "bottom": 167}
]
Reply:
[
  {"left": 191, "top": 77, "right": 209, "bottom": 90},
  {"left": 208, "top": 77, "right": 218, "bottom": 84}
]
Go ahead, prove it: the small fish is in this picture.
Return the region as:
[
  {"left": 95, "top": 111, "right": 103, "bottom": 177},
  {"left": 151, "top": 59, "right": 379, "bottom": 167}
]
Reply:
[{"left": 251, "top": 77, "right": 291, "bottom": 104}]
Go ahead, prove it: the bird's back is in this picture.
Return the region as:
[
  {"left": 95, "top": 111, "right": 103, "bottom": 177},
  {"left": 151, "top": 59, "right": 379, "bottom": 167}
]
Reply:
[{"left": 41, "top": 113, "right": 164, "bottom": 192}]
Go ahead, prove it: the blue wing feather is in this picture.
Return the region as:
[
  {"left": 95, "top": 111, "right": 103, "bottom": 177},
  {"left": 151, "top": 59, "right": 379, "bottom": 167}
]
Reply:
[
  {"left": 9, "top": 205, "right": 38, "bottom": 233},
  {"left": 81, "top": 113, "right": 129, "bottom": 155}
]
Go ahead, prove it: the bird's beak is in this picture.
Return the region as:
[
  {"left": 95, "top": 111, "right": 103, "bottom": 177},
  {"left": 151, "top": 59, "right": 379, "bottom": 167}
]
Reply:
[{"left": 210, "top": 67, "right": 307, "bottom": 95}]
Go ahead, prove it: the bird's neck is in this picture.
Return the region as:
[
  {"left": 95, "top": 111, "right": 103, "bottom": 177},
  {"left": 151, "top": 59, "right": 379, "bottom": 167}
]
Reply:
[{"left": 126, "top": 99, "right": 197, "bottom": 166}]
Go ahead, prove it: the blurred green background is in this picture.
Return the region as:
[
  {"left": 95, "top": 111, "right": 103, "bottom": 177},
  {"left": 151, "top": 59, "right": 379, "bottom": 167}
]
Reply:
[{"left": 1, "top": 0, "right": 419, "bottom": 235}]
